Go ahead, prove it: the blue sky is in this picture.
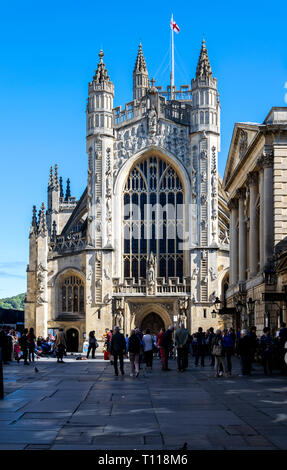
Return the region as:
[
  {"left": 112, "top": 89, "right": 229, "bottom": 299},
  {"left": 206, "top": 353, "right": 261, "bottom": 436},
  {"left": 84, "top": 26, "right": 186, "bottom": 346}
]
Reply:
[{"left": 0, "top": 0, "right": 286, "bottom": 297}]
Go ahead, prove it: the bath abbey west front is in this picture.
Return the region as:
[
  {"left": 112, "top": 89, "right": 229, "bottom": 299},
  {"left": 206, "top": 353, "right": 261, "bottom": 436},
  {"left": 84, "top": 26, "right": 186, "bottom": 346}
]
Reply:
[{"left": 25, "top": 42, "right": 230, "bottom": 351}]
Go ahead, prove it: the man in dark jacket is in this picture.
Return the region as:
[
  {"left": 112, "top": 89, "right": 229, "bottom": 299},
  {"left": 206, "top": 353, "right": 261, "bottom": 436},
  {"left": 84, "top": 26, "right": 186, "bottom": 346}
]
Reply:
[
  {"left": 110, "top": 326, "right": 126, "bottom": 376},
  {"left": 279, "top": 322, "right": 287, "bottom": 375},
  {"left": 161, "top": 325, "right": 174, "bottom": 371},
  {"left": 194, "top": 327, "right": 206, "bottom": 367},
  {"left": 238, "top": 329, "right": 252, "bottom": 376},
  {"left": 19, "top": 328, "right": 29, "bottom": 365}
]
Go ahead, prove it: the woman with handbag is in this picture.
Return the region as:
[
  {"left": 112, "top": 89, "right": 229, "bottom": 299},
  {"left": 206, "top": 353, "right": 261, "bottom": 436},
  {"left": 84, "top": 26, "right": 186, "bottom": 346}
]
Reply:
[{"left": 212, "top": 330, "right": 227, "bottom": 377}]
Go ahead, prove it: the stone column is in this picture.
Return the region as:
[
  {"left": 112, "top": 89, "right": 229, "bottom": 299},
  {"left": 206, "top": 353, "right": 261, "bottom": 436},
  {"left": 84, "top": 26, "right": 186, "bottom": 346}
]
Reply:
[
  {"left": 228, "top": 199, "right": 239, "bottom": 285},
  {"left": 262, "top": 152, "right": 274, "bottom": 266},
  {"left": 237, "top": 188, "right": 247, "bottom": 282},
  {"left": 257, "top": 161, "right": 265, "bottom": 270},
  {"left": 247, "top": 172, "right": 259, "bottom": 277}
]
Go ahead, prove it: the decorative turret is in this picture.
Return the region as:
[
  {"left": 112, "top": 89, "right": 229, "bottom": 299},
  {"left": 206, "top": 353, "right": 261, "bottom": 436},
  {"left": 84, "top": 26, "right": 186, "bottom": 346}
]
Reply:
[
  {"left": 65, "top": 178, "right": 71, "bottom": 201},
  {"left": 196, "top": 39, "right": 213, "bottom": 79},
  {"left": 47, "top": 164, "right": 60, "bottom": 234},
  {"left": 191, "top": 40, "right": 220, "bottom": 134},
  {"left": 29, "top": 205, "right": 38, "bottom": 236},
  {"left": 87, "top": 50, "right": 114, "bottom": 137},
  {"left": 59, "top": 176, "right": 64, "bottom": 198},
  {"left": 133, "top": 43, "right": 149, "bottom": 101},
  {"left": 38, "top": 202, "right": 48, "bottom": 236}
]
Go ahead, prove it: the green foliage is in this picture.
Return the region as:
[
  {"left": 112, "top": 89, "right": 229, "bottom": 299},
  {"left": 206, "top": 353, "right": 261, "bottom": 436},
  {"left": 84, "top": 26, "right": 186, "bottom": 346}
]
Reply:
[{"left": 0, "top": 293, "right": 25, "bottom": 311}]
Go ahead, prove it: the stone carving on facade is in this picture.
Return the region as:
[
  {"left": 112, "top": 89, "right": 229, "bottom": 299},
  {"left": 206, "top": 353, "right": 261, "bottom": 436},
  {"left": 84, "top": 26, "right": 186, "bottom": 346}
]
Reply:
[
  {"left": 201, "top": 194, "right": 207, "bottom": 205},
  {"left": 239, "top": 130, "right": 248, "bottom": 158},
  {"left": 36, "top": 263, "right": 47, "bottom": 305},
  {"left": 148, "top": 106, "right": 158, "bottom": 136},
  {"left": 201, "top": 250, "right": 207, "bottom": 260},
  {"left": 209, "top": 266, "right": 217, "bottom": 281},
  {"left": 147, "top": 252, "right": 156, "bottom": 285},
  {"left": 209, "top": 290, "right": 216, "bottom": 303},
  {"left": 115, "top": 121, "right": 190, "bottom": 170}
]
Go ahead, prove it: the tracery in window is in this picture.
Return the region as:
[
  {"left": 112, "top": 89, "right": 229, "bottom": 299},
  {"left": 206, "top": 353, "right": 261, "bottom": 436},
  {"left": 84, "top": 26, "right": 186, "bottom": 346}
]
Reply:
[
  {"left": 123, "top": 155, "right": 184, "bottom": 282},
  {"left": 59, "top": 275, "right": 85, "bottom": 313}
]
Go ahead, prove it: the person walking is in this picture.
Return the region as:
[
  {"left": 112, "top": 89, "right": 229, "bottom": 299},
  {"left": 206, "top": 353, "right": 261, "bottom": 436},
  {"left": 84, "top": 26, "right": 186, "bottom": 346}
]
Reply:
[
  {"left": 222, "top": 329, "right": 234, "bottom": 376},
  {"left": 238, "top": 329, "right": 252, "bottom": 376},
  {"left": 259, "top": 327, "right": 274, "bottom": 376},
  {"left": 27, "top": 328, "right": 36, "bottom": 363},
  {"left": 128, "top": 329, "right": 141, "bottom": 377},
  {"left": 207, "top": 327, "right": 215, "bottom": 367},
  {"left": 55, "top": 328, "right": 67, "bottom": 363},
  {"left": 278, "top": 322, "right": 287, "bottom": 375},
  {"left": 194, "top": 327, "right": 206, "bottom": 367},
  {"left": 161, "top": 325, "right": 174, "bottom": 371},
  {"left": 19, "top": 328, "right": 29, "bottom": 365},
  {"left": 86, "top": 331, "right": 98, "bottom": 359},
  {"left": 212, "top": 330, "right": 227, "bottom": 377},
  {"left": 157, "top": 328, "right": 165, "bottom": 365},
  {"left": 110, "top": 326, "right": 126, "bottom": 376},
  {"left": 174, "top": 323, "right": 189, "bottom": 372},
  {"left": 143, "top": 329, "right": 154, "bottom": 371}
]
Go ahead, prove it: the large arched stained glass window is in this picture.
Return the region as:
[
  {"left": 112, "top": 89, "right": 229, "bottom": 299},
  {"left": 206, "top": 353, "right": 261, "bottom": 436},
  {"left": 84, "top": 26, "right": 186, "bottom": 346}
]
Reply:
[{"left": 123, "top": 155, "right": 184, "bottom": 282}]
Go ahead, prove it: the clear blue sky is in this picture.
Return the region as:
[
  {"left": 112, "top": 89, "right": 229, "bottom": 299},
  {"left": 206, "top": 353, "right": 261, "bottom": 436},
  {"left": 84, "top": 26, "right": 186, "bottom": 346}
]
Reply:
[{"left": 0, "top": 0, "right": 286, "bottom": 298}]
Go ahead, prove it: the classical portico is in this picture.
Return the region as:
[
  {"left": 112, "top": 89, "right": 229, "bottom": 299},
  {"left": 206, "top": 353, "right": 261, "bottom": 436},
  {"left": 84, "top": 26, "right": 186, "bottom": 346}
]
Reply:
[{"left": 223, "top": 108, "right": 287, "bottom": 334}]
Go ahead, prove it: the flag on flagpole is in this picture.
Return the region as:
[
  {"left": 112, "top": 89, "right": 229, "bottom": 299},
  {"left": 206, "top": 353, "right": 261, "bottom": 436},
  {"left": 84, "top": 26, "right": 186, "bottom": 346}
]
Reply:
[{"left": 170, "top": 16, "right": 180, "bottom": 33}]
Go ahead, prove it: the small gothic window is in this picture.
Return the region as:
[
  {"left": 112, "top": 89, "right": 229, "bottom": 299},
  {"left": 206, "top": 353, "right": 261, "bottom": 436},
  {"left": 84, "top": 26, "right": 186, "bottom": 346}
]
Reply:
[{"left": 59, "top": 275, "right": 85, "bottom": 314}]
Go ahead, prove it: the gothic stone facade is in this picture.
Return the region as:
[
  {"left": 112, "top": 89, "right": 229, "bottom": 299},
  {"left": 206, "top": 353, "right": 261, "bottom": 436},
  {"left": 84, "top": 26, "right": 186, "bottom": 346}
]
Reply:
[
  {"left": 223, "top": 107, "right": 287, "bottom": 335},
  {"left": 25, "top": 42, "right": 229, "bottom": 351}
]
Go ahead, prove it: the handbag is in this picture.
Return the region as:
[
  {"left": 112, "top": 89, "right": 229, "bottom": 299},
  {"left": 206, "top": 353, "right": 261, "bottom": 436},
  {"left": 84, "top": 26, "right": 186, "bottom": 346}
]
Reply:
[{"left": 212, "top": 344, "right": 222, "bottom": 357}]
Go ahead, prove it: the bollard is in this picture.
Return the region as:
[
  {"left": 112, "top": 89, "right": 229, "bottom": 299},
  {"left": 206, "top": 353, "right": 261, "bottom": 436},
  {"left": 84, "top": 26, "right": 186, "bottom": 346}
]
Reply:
[{"left": 0, "top": 347, "right": 4, "bottom": 399}]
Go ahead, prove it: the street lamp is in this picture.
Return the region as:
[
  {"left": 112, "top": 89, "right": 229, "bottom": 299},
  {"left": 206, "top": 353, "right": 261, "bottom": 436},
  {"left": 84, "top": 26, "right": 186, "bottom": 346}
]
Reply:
[{"left": 211, "top": 309, "right": 217, "bottom": 319}]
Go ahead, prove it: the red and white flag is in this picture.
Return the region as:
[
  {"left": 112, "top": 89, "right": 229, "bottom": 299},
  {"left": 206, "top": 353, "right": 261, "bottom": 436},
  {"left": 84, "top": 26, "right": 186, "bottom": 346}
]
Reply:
[{"left": 170, "top": 16, "right": 180, "bottom": 33}]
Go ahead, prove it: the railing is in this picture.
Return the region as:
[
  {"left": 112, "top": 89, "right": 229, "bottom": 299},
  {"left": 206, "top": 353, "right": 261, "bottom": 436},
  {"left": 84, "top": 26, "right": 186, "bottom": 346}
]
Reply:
[
  {"left": 49, "top": 231, "right": 86, "bottom": 255},
  {"left": 113, "top": 277, "right": 191, "bottom": 295}
]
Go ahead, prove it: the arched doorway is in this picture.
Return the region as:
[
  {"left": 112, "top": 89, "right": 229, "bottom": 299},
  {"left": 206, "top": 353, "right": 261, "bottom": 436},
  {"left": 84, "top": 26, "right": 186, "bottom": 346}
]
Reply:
[
  {"left": 141, "top": 313, "right": 165, "bottom": 335},
  {"left": 66, "top": 328, "right": 79, "bottom": 352}
]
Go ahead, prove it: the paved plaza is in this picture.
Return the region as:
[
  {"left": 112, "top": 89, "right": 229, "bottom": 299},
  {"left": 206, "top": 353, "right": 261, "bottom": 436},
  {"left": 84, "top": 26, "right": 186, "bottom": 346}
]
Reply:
[{"left": 1, "top": 356, "right": 287, "bottom": 450}]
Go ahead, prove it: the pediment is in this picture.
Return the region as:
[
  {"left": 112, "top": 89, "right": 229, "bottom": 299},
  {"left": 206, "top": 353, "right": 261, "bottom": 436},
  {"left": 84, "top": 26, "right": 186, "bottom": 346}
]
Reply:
[{"left": 223, "top": 123, "right": 259, "bottom": 187}]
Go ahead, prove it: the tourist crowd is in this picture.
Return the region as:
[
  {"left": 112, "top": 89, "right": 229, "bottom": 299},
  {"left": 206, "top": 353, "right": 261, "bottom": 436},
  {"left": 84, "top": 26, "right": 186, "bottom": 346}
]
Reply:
[
  {"left": 1, "top": 322, "right": 287, "bottom": 378},
  {"left": 0, "top": 327, "right": 57, "bottom": 365},
  {"left": 102, "top": 323, "right": 287, "bottom": 378}
]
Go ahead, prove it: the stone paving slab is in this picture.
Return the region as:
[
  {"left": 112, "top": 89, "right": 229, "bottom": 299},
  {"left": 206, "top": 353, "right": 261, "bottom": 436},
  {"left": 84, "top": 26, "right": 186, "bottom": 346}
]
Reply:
[{"left": 1, "top": 356, "right": 287, "bottom": 450}]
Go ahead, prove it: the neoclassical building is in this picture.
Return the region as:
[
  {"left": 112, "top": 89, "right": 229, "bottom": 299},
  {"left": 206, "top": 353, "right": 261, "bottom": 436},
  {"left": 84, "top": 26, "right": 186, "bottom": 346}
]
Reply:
[
  {"left": 223, "top": 107, "right": 287, "bottom": 334},
  {"left": 25, "top": 42, "right": 229, "bottom": 351}
]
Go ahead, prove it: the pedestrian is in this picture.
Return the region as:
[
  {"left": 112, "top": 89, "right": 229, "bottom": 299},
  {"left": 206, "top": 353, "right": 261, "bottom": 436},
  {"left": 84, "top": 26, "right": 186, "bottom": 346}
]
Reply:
[
  {"left": 222, "top": 328, "right": 234, "bottom": 376},
  {"left": 161, "top": 325, "right": 174, "bottom": 371},
  {"left": 110, "top": 326, "right": 126, "bottom": 376},
  {"left": 128, "top": 329, "right": 141, "bottom": 377},
  {"left": 19, "top": 328, "right": 29, "bottom": 365},
  {"left": 238, "top": 329, "right": 252, "bottom": 376},
  {"left": 125, "top": 334, "right": 129, "bottom": 353},
  {"left": 194, "top": 327, "right": 206, "bottom": 367},
  {"left": 278, "top": 322, "right": 287, "bottom": 375},
  {"left": 248, "top": 326, "right": 258, "bottom": 368},
  {"left": 157, "top": 328, "right": 165, "bottom": 365},
  {"left": 143, "top": 329, "right": 154, "bottom": 371},
  {"left": 259, "top": 327, "right": 273, "bottom": 376},
  {"left": 87, "top": 331, "right": 98, "bottom": 359},
  {"left": 55, "top": 328, "right": 67, "bottom": 363},
  {"left": 207, "top": 327, "right": 215, "bottom": 366},
  {"left": 212, "top": 330, "right": 227, "bottom": 377},
  {"left": 174, "top": 323, "right": 189, "bottom": 372},
  {"left": 27, "top": 328, "right": 36, "bottom": 363}
]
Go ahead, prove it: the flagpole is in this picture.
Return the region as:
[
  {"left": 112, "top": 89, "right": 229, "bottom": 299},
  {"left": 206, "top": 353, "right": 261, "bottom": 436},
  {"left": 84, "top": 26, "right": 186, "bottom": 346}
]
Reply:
[{"left": 170, "top": 13, "right": 174, "bottom": 101}]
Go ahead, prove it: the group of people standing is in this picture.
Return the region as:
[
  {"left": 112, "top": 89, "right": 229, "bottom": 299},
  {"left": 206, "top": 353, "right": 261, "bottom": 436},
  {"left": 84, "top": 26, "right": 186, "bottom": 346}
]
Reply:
[{"left": 102, "top": 321, "right": 287, "bottom": 378}]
